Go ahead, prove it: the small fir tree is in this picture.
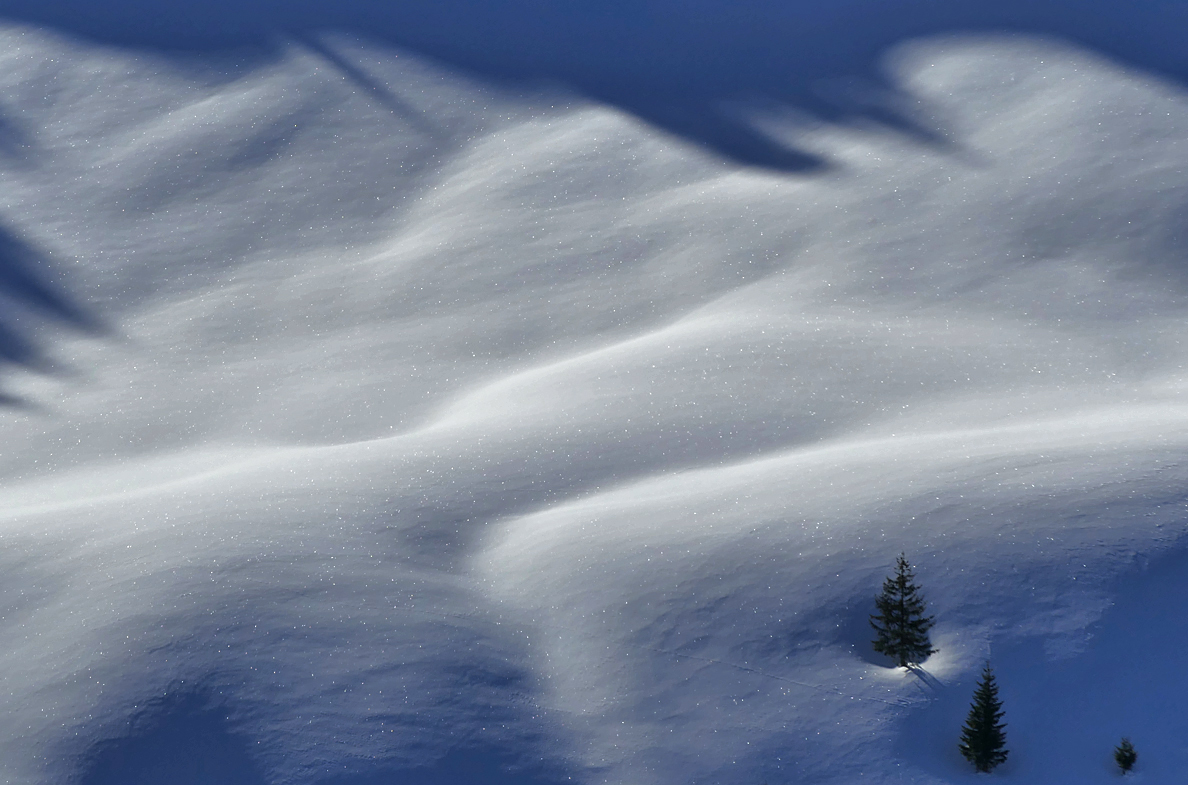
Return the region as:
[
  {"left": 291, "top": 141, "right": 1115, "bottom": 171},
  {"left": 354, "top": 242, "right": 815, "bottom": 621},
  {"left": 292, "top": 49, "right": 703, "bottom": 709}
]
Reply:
[
  {"left": 870, "top": 553, "right": 936, "bottom": 667},
  {"left": 1113, "top": 737, "right": 1137, "bottom": 773},
  {"left": 959, "top": 663, "right": 1009, "bottom": 773}
]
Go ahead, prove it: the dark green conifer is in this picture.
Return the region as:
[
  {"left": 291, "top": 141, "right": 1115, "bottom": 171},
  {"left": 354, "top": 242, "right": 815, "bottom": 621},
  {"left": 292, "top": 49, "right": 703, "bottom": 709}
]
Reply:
[
  {"left": 958, "top": 663, "right": 1009, "bottom": 773},
  {"left": 1113, "top": 737, "right": 1137, "bottom": 773},
  {"left": 870, "top": 553, "right": 936, "bottom": 667}
]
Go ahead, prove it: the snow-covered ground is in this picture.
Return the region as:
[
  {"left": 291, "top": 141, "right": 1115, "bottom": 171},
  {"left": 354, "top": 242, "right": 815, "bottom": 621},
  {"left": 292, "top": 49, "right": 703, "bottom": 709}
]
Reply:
[{"left": 1, "top": 21, "right": 1187, "bottom": 785}]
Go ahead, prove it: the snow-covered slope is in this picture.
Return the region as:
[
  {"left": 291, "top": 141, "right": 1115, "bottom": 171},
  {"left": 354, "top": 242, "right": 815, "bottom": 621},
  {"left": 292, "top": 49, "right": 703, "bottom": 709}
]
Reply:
[{"left": 1, "top": 24, "right": 1187, "bottom": 784}]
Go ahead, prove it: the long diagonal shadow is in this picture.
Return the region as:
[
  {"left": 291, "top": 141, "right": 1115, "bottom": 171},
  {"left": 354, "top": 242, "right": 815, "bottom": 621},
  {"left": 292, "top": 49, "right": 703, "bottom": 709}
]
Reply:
[
  {"left": 0, "top": 223, "right": 106, "bottom": 405},
  {"left": 0, "top": 0, "right": 1186, "bottom": 171},
  {"left": 296, "top": 34, "right": 446, "bottom": 142}
]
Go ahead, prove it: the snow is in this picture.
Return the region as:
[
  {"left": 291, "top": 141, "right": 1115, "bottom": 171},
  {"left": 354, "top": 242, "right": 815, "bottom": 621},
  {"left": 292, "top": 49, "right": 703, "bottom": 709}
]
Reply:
[{"left": 0, "top": 21, "right": 1186, "bottom": 785}]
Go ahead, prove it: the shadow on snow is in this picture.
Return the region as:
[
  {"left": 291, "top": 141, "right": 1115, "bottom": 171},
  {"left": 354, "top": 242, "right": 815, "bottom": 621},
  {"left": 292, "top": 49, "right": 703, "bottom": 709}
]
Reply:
[
  {"left": 0, "top": 0, "right": 1185, "bottom": 172},
  {"left": 76, "top": 689, "right": 576, "bottom": 785},
  {"left": 0, "top": 222, "right": 105, "bottom": 406},
  {"left": 895, "top": 545, "right": 1188, "bottom": 782}
]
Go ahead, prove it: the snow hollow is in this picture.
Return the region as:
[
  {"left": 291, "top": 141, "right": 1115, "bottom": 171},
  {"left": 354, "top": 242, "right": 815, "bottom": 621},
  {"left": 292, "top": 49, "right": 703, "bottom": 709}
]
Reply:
[{"left": 0, "top": 21, "right": 1187, "bottom": 785}]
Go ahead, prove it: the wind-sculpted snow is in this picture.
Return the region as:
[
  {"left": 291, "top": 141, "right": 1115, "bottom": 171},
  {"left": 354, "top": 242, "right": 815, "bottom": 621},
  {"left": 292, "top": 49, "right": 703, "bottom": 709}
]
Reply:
[{"left": 1, "top": 26, "right": 1188, "bottom": 784}]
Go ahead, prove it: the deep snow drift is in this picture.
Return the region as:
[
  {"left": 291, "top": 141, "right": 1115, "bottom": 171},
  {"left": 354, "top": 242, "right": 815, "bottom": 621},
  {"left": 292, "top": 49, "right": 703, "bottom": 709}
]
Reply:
[{"left": 1, "top": 23, "right": 1188, "bottom": 785}]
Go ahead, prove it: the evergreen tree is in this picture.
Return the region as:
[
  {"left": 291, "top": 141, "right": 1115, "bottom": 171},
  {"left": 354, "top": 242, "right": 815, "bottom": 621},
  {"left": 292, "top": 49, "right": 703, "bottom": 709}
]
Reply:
[
  {"left": 958, "top": 663, "right": 1009, "bottom": 773},
  {"left": 870, "top": 553, "right": 936, "bottom": 667},
  {"left": 1113, "top": 737, "right": 1137, "bottom": 773}
]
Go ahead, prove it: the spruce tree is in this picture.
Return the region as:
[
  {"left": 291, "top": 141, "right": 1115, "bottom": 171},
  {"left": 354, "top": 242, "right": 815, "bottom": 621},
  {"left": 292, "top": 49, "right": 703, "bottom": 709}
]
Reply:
[
  {"left": 1113, "top": 737, "right": 1137, "bottom": 773},
  {"left": 958, "top": 663, "right": 1009, "bottom": 773},
  {"left": 870, "top": 553, "right": 936, "bottom": 667}
]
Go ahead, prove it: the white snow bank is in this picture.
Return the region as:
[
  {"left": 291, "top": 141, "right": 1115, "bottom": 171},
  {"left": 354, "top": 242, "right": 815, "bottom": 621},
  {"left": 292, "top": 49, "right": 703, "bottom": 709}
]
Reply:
[{"left": 0, "top": 27, "right": 1187, "bottom": 784}]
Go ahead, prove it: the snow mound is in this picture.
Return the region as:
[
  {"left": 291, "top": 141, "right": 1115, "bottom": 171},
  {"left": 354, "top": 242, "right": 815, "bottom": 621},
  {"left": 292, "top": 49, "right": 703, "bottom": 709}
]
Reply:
[{"left": 0, "top": 26, "right": 1186, "bottom": 784}]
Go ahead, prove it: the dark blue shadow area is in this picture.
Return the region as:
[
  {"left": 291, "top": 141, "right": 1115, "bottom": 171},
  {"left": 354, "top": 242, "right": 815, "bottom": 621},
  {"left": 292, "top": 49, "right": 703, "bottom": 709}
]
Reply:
[
  {"left": 75, "top": 690, "right": 577, "bottom": 785},
  {"left": 895, "top": 546, "right": 1188, "bottom": 781},
  {"left": 316, "top": 746, "right": 577, "bottom": 785},
  {"left": 0, "top": 222, "right": 104, "bottom": 404},
  {"left": 1, "top": 0, "right": 1187, "bottom": 170},
  {"left": 77, "top": 692, "right": 267, "bottom": 785},
  {"left": 0, "top": 226, "right": 99, "bottom": 335}
]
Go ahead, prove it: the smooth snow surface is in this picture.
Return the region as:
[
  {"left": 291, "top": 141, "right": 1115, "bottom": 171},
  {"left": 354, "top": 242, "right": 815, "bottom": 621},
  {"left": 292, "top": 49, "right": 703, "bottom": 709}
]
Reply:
[{"left": 1, "top": 24, "right": 1187, "bottom": 785}]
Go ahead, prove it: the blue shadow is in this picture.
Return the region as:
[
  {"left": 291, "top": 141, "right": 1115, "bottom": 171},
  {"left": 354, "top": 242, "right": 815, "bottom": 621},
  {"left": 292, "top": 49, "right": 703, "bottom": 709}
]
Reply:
[
  {"left": 76, "top": 689, "right": 578, "bottom": 785},
  {"left": 0, "top": 222, "right": 105, "bottom": 403},
  {"left": 316, "top": 747, "right": 576, "bottom": 785},
  {"left": 0, "top": 1, "right": 1186, "bottom": 171},
  {"left": 78, "top": 693, "right": 267, "bottom": 785}
]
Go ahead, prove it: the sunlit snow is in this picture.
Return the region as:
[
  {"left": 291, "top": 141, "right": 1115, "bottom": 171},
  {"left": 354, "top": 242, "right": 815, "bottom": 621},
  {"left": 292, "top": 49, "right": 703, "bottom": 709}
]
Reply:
[{"left": 1, "top": 23, "right": 1187, "bottom": 785}]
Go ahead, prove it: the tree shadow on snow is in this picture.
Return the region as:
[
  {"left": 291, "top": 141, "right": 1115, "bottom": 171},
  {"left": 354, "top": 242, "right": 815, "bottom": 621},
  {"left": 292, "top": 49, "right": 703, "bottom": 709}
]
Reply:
[
  {"left": 0, "top": 222, "right": 105, "bottom": 406},
  {"left": 0, "top": 0, "right": 1186, "bottom": 172}
]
